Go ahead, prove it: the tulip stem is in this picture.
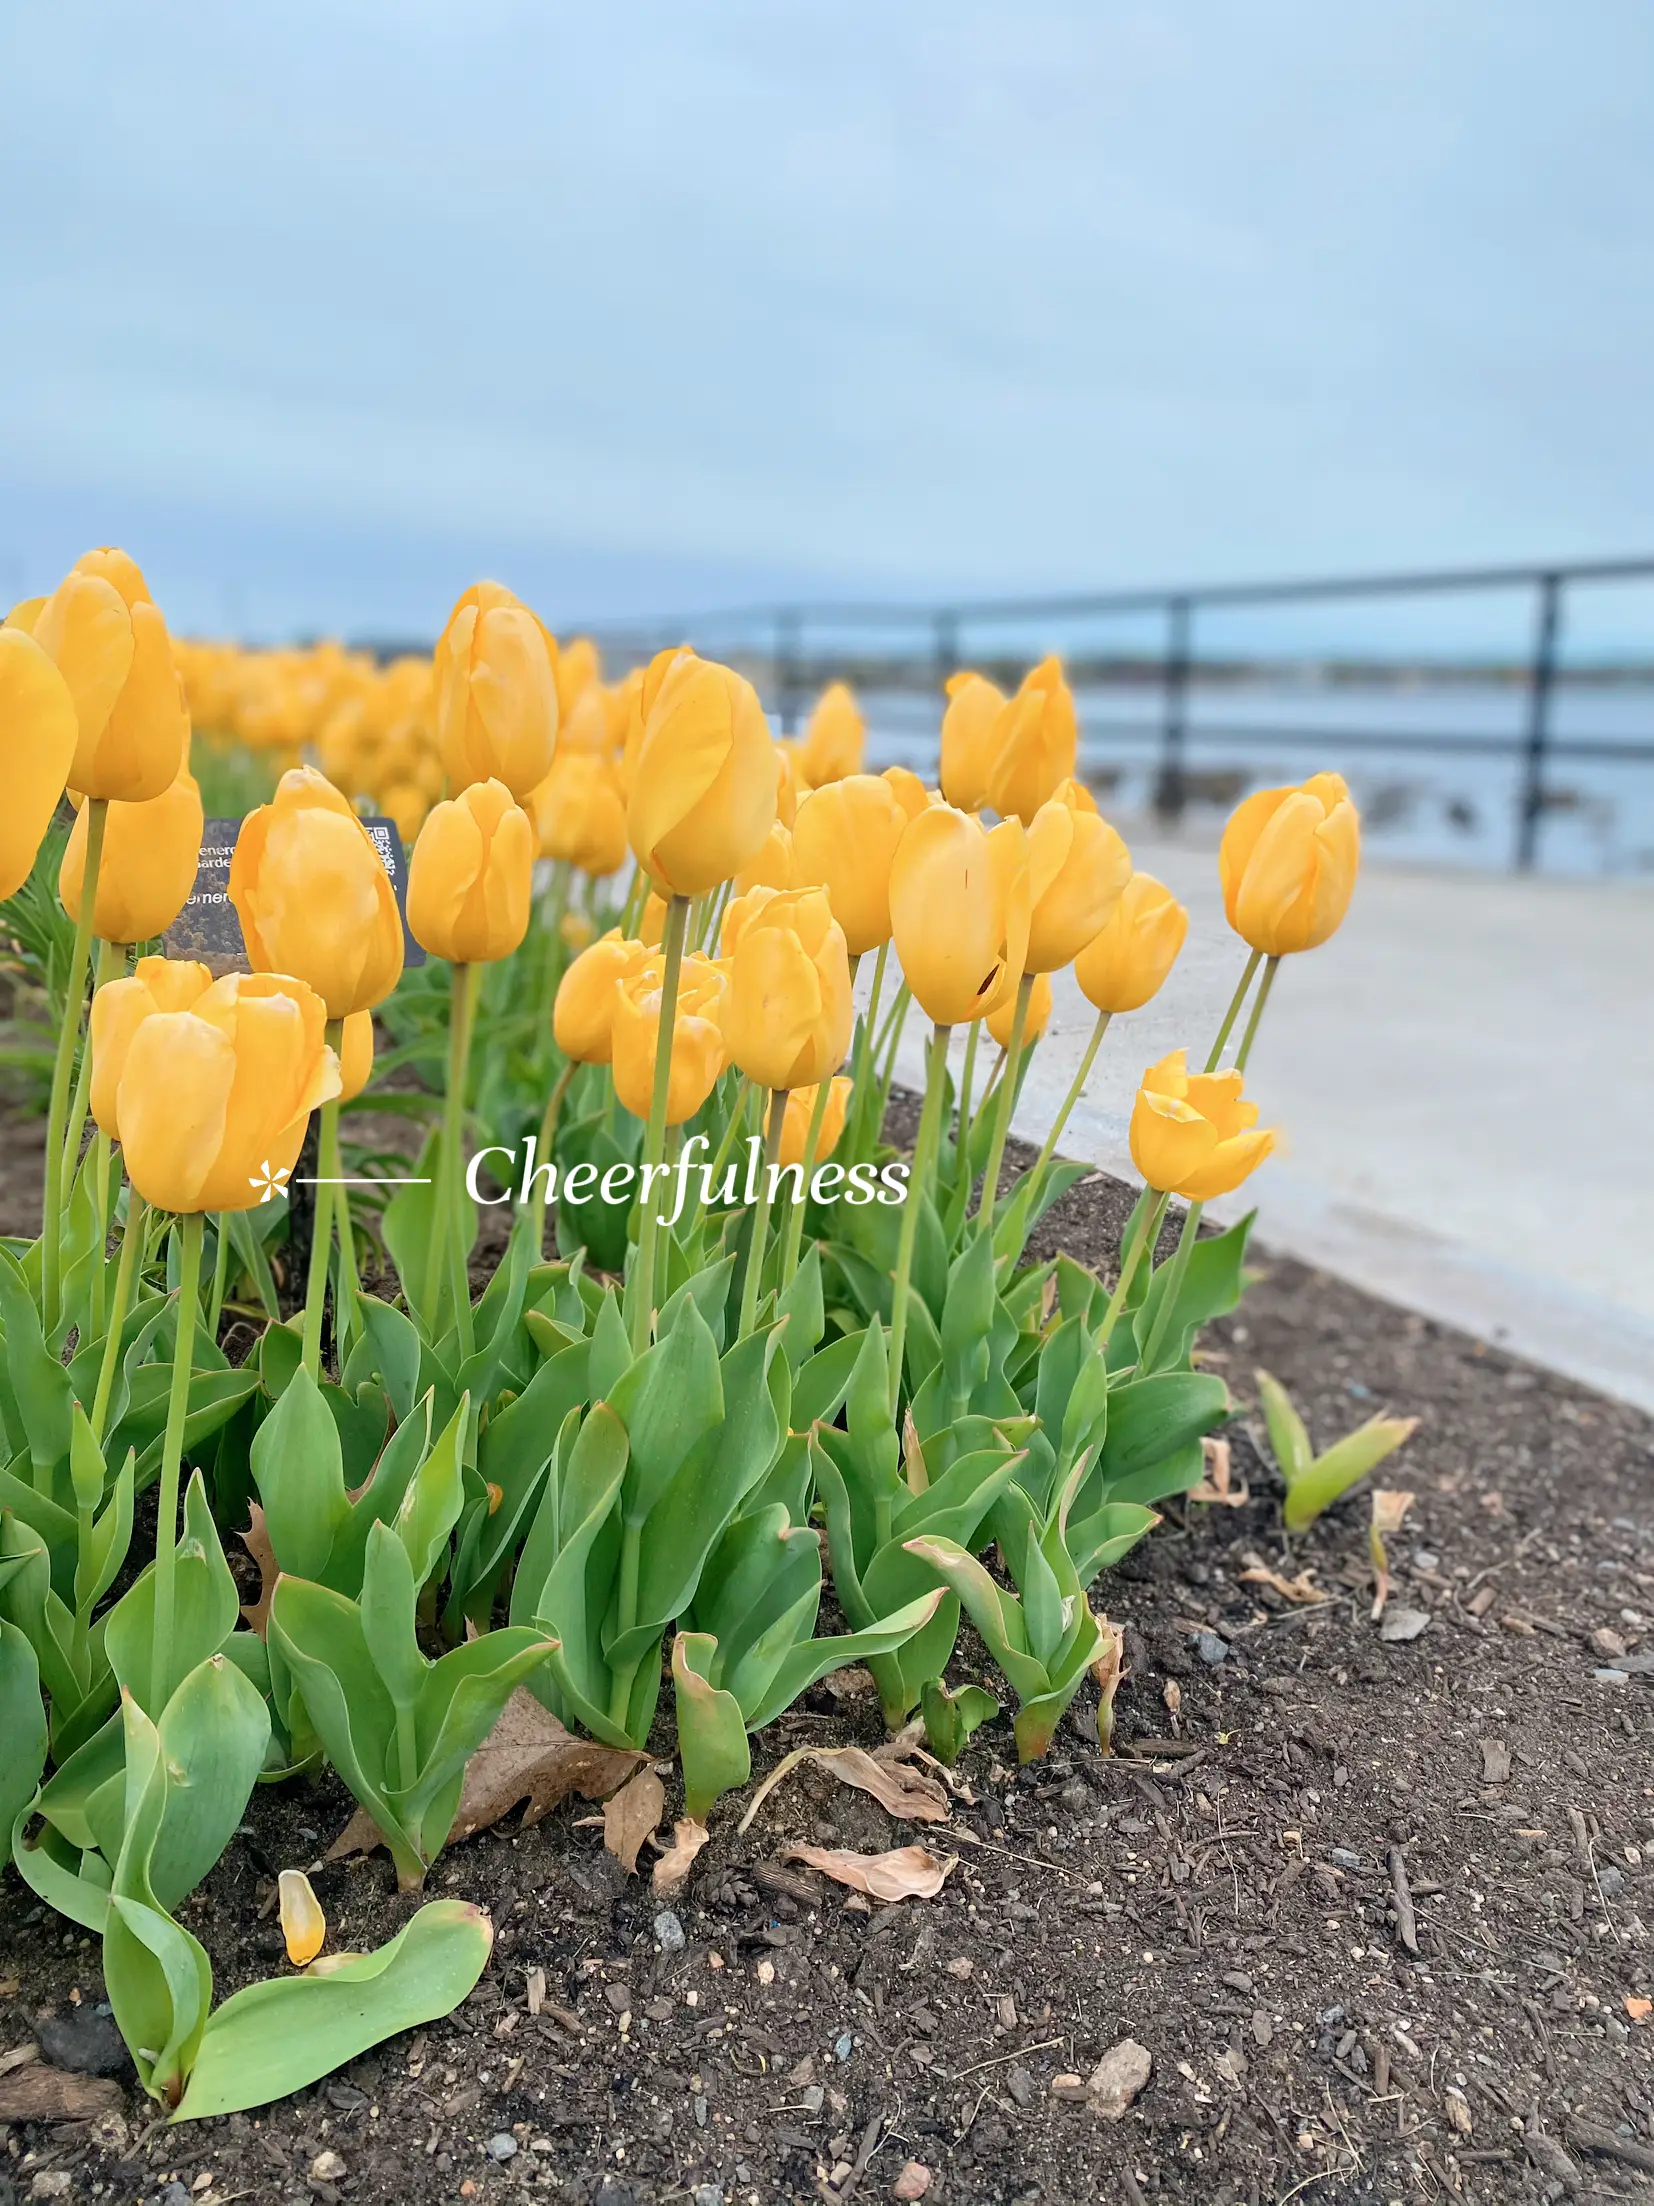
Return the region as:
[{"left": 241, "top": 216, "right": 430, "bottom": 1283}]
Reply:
[
  {"left": 976, "top": 973, "right": 1035, "bottom": 1228},
  {"left": 90, "top": 1131, "right": 112, "bottom": 1341},
  {"left": 1138, "top": 1198, "right": 1204, "bottom": 1370},
  {"left": 1003, "top": 1008, "right": 1112, "bottom": 1252},
  {"left": 888, "top": 1023, "right": 951, "bottom": 1417},
  {"left": 151, "top": 1208, "right": 203, "bottom": 1710},
  {"left": 91, "top": 1192, "right": 146, "bottom": 1443},
  {"left": 1204, "top": 949, "right": 1263, "bottom": 1073},
  {"left": 59, "top": 939, "right": 116, "bottom": 1199},
  {"left": 954, "top": 1019, "right": 980, "bottom": 1170},
  {"left": 779, "top": 1076, "right": 833, "bottom": 1288},
  {"left": 526, "top": 1057, "right": 577, "bottom": 1261},
  {"left": 299, "top": 1166, "right": 335, "bottom": 1380},
  {"left": 1231, "top": 955, "right": 1280, "bottom": 1073},
  {"left": 206, "top": 1216, "right": 231, "bottom": 1344},
  {"left": 630, "top": 893, "right": 689, "bottom": 1353},
  {"left": 870, "top": 980, "right": 912, "bottom": 1148},
  {"left": 42, "top": 798, "right": 107, "bottom": 1334},
  {"left": 702, "top": 1076, "right": 753, "bottom": 1213},
  {"left": 739, "top": 1089, "right": 789, "bottom": 1337},
  {"left": 444, "top": 973, "right": 480, "bottom": 1362},
  {"left": 1096, "top": 1189, "right": 1170, "bottom": 1349}
]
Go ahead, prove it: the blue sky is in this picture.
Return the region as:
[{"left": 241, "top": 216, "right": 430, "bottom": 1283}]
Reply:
[{"left": 4, "top": 1, "right": 1652, "bottom": 639}]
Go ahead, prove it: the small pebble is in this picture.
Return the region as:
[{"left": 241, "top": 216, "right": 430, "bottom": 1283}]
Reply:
[
  {"left": 1330, "top": 1848, "right": 1362, "bottom": 1870},
  {"left": 654, "top": 1910, "right": 686, "bottom": 1953},
  {"left": 309, "top": 2151, "right": 347, "bottom": 2182},
  {"left": 692, "top": 2186, "right": 725, "bottom": 2206},
  {"left": 1193, "top": 1630, "right": 1229, "bottom": 1667},
  {"left": 835, "top": 2032, "right": 855, "bottom": 2060},
  {"left": 487, "top": 2134, "right": 519, "bottom": 2162},
  {"left": 1598, "top": 1865, "right": 1626, "bottom": 1896},
  {"left": 802, "top": 2084, "right": 825, "bottom": 2113}
]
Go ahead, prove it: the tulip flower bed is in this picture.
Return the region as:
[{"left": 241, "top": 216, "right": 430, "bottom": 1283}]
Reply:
[{"left": 3, "top": 554, "right": 1647, "bottom": 2201}]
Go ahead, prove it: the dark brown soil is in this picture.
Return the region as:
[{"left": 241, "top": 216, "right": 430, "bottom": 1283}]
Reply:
[{"left": 4, "top": 1133, "right": 1654, "bottom": 2206}]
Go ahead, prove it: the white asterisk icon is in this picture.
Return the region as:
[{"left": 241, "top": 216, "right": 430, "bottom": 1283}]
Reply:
[{"left": 248, "top": 1160, "right": 292, "bottom": 1204}]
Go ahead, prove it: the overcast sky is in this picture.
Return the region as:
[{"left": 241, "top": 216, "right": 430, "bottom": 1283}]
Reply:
[{"left": 4, "top": 1, "right": 1652, "bottom": 639}]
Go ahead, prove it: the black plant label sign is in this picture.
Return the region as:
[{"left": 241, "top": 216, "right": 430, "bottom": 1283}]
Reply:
[{"left": 164, "top": 817, "right": 426, "bottom": 970}]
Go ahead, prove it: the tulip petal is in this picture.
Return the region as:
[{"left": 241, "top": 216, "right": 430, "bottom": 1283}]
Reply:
[
  {"left": 118, "top": 1012, "right": 235, "bottom": 1213},
  {"left": 0, "top": 628, "right": 78, "bottom": 901}
]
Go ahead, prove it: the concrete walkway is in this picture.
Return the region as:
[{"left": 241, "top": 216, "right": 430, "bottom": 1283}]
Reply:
[{"left": 885, "top": 824, "right": 1654, "bottom": 1411}]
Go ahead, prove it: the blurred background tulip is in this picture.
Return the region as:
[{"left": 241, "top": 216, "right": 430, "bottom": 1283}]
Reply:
[
  {"left": 938, "top": 670, "right": 1003, "bottom": 812},
  {"left": 60, "top": 765, "right": 204, "bottom": 944},
  {"left": 407, "top": 778, "right": 535, "bottom": 965},
  {"left": 797, "top": 680, "right": 865, "bottom": 787},
  {"left": 530, "top": 749, "right": 629, "bottom": 876},
  {"left": 230, "top": 765, "right": 405, "bottom": 1017},
  {"left": 338, "top": 1008, "right": 375, "bottom": 1103},
  {"left": 434, "top": 580, "right": 560, "bottom": 798},
  {"left": 988, "top": 968, "right": 1051, "bottom": 1049},
  {"left": 0, "top": 626, "right": 78, "bottom": 898}
]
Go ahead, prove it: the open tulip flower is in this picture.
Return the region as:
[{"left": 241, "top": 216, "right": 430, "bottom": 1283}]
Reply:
[
  {"left": 530, "top": 748, "right": 629, "bottom": 876},
  {"left": 626, "top": 648, "right": 777, "bottom": 897},
  {"left": 797, "top": 680, "right": 866, "bottom": 787},
  {"left": 938, "top": 669, "right": 1004, "bottom": 812},
  {"left": 984, "top": 656, "right": 1078, "bottom": 825},
  {"left": 719, "top": 886, "right": 853, "bottom": 1093},
  {"left": 612, "top": 950, "right": 727, "bottom": 1124},
  {"left": 1075, "top": 872, "right": 1189, "bottom": 1014},
  {"left": 1220, "top": 771, "right": 1360, "bottom": 957},
  {"left": 407, "top": 778, "right": 535, "bottom": 966},
  {"left": 60, "top": 765, "right": 204, "bottom": 945},
  {"left": 230, "top": 765, "right": 405, "bottom": 1019},
  {"left": 792, "top": 772, "right": 909, "bottom": 956},
  {"left": 889, "top": 805, "right": 1030, "bottom": 1028},
  {"left": 32, "top": 548, "right": 189, "bottom": 803},
  {"left": 554, "top": 932, "right": 656, "bottom": 1064},
  {"left": 1023, "top": 780, "right": 1132, "bottom": 973},
  {"left": 0, "top": 626, "right": 78, "bottom": 899},
  {"left": 434, "top": 580, "right": 560, "bottom": 798},
  {"left": 1130, "top": 1050, "right": 1276, "bottom": 1204}
]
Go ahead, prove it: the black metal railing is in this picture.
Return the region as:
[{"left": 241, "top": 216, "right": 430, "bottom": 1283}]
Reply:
[{"left": 582, "top": 555, "right": 1654, "bottom": 872}]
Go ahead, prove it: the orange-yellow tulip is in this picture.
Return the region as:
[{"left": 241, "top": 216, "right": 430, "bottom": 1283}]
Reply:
[
  {"left": 116, "top": 970, "right": 340, "bottom": 1213},
  {"left": 791, "top": 773, "right": 909, "bottom": 956},
  {"left": 988, "top": 969, "right": 1051, "bottom": 1050},
  {"left": 32, "top": 548, "right": 189, "bottom": 802},
  {"left": 554, "top": 933, "right": 655, "bottom": 1065},
  {"left": 434, "top": 581, "right": 559, "bottom": 799},
  {"left": 774, "top": 743, "right": 805, "bottom": 829},
  {"left": 881, "top": 764, "right": 931, "bottom": 822},
  {"left": 0, "top": 626, "right": 78, "bottom": 898},
  {"left": 88, "top": 956, "right": 214, "bottom": 1137},
  {"left": 1219, "top": 772, "right": 1360, "bottom": 955},
  {"left": 1129, "top": 1050, "right": 1275, "bottom": 1202},
  {"left": 229, "top": 766, "right": 405, "bottom": 1018},
  {"left": 626, "top": 650, "right": 776, "bottom": 896},
  {"left": 798, "top": 682, "right": 865, "bottom": 786},
  {"left": 339, "top": 1009, "right": 374, "bottom": 1103},
  {"left": 530, "top": 749, "right": 629, "bottom": 875},
  {"left": 1023, "top": 780, "right": 1131, "bottom": 973},
  {"left": 60, "top": 766, "right": 203, "bottom": 944},
  {"left": 779, "top": 1076, "right": 853, "bottom": 1170},
  {"left": 985, "top": 657, "right": 1077, "bottom": 825},
  {"left": 938, "top": 671, "right": 1004, "bottom": 812},
  {"left": 733, "top": 820, "right": 798, "bottom": 895},
  {"left": 719, "top": 886, "right": 853, "bottom": 1091},
  {"left": 407, "top": 778, "right": 535, "bottom": 964},
  {"left": 612, "top": 952, "right": 727, "bottom": 1124},
  {"left": 889, "top": 806, "right": 1030, "bottom": 1027},
  {"left": 1074, "top": 874, "right": 1188, "bottom": 1013},
  {"left": 556, "top": 636, "right": 602, "bottom": 725}
]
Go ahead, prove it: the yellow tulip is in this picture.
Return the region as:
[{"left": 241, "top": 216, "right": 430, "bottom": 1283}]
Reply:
[
  {"left": 1075, "top": 873, "right": 1188, "bottom": 1013},
  {"left": 229, "top": 766, "right": 405, "bottom": 1018},
  {"left": 798, "top": 681, "right": 865, "bottom": 786},
  {"left": 779, "top": 1075, "right": 853, "bottom": 1170},
  {"left": 1129, "top": 1050, "right": 1276, "bottom": 1202},
  {"left": 881, "top": 764, "right": 931, "bottom": 822},
  {"left": 116, "top": 970, "right": 341, "bottom": 1213},
  {"left": 3, "top": 597, "right": 46, "bottom": 633},
  {"left": 612, "top": 951, "right": 727, "bottom": 1124},
  {"left": 719, "top": 886, "right": 853, "bottom": 1091},
  {"left": 774, "top": 743, "right": 804, "bottom": 829},
  {"left": 889, "top": 805, "right": 1031, "bottom": 1027},
  {"left": 733, "top": 820, "right": 798, "bottom": 895},
  {"left": 530, "top": 749, "right": 629, "bottom": 875},
  {"left": 556, "top": 636, "right": 602, "bottom": 725},
  {"left": 639, "top": 891, "right": 667, "bottom": 947},
  {"left": 559, "top": 681, "right": 613, "bottom": 756},
  {"left": 626, "top": 650, "right": 777, "bottom": 896},
  {"left": 339, "top": 1009, "right": 374, "bottom": 1103},
  {"left": 791, "top": 773, "right": 908, "bottom": 957},
  {"left": 1219, "top": 772, "right": 1360, "bottom": 955},
  {"left": 938, "top": 671, "right": 1004, "bottom": 812},
  {"left": 89, "top": 956, "right": 214, "bottom": 1137},
  {"left": 278, "top": 1869, "right": 326, "bottom": 1968},
  {"left": 988, "top": 969, "right": 1050, "bottom": 1050},
  {"left": 32, "top": 548, "right": 189, "bottom": 802},
  {"left": 984, "top": 656, "right": 1077, "bottom": 825},
  {"left": 554, "top": 933, "right": 655, "bottom": 1064},
  {"left": 407, "top": 778, "right": 535, "bottom": 965},
  {"left": 559, "top": 908, "right": 596, "bottom": 952},
  {"left": 60, "top": 766, "right": 203, "bottom": 944},
  {"left": 0, "top": 627, "right": 78, "bottom": 899},
  {"left": 379, "top": 780, "right": 429, "bottom": 845},
  {"left": 433, "top": 580, "right": 559, "bottom": 798},
  {"left": 1023, "top": 780, "right": 1132, "bottom": 973}
]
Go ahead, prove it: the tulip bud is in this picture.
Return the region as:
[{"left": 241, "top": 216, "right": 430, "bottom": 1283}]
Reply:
[
  {"left": 779, "top": 1075, "right": 853, "bottom": 1170},
  {"left": 612, "top": 952, "right": 728, "bottom": 1124},
  {"left": 116, "top": 971, "right": 341, "bottom": 1212},
  {"left": 1219, "top": 772, "right": 1360, "bottom": 956},
  {"left": 339, "top": 1009, "right": 375, "bottom": 1103},
  {"left": 530, "top": 749, "right": 629, "bottom": 875},
  {"left": 1074, "top": 873, "right": 1188, "bottom": 1014},
  {"left": 278, "top": 1868, "right": 326, "bottom": 1967},
  {"left": 556, "top": 636, "right": 602, "bottom": 725},
  {"left": 1023, "top": 781, "right": 1132, "bottom": 974},
  {"left": 32, "top": 548, "right": 189, "bottom": 802},
  {"left": 554, "top": 933, "right": 655, "bottom": 1065},
  {"left": 985, "top": 657, "right": 1077, "bottom": 825},
  {"left": 229, "top": 766, "right": 406, "bottom": 1018},
  {"left": 988, "top": 969, "right": 1050, "bottom": 1050},
  {"left": 60, "top": 766, "right": 204, "bottom": 944},
  {"left": 89, "top": 956, "right": 215, "bottom": 1137},
  {"left": 798, "top": 682, "right": 865, "bottom": 787},
  {"left": 407, "top": 778, "right": 535, "bottom": 965},
  {"left": 720, "top": 887, "right": 853, "bottom": 1092},
  {"left": 626, "top": 651, "right": 777, "bottom": 896},
  {"left": 792, "top": 773, "right": 909, "bottom": 956},
  {"left": 889, "top": 805, "right": 1031, "bottom": 1028},
  {"left": 0, "top": 627, "right": 78, "bottom": 899},
  {"left": 938, "top": 671, "right": 1004, "bottom": 812},
  {"left": 434, "top": 580, "right": 559, "bottom": 799},
  {"left": 1129, "top": 1050, "right": 1275, "bottom": 1203},
  {"left": 558, "top": 681, "right": 612, "bottom": 756},
  {"left": 733, "top": 820, "right": 798, "bottom": 896}
]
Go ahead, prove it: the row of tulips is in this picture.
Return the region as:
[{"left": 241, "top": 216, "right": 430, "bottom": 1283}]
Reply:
[{"left": 0, "top": 547, "right": 1360, "bottom": 2120}]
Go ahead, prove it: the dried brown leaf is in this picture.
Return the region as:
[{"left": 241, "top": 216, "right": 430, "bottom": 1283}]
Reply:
[
  {"left": 603, "top": 1767, "right": 666, "bottom": 1875},
  {"left": 737, "top": 1738, "right": 947, "bottom": 1835},
  {"left": 1188, "top": 1435, "right": 1249, "bottom": 1508},
  {"left": 239, "top": 1501, "right": 279, "bottom": 1636},
  {"left": 651, "top": 1817, "right": 711, "bottom": 1895},
  {"left": 783, "top": 1842, "right": 957, "bottom": 1902},
  {"left": 1238, "top": 1562, "right": 1326, "bottom": 1606}
]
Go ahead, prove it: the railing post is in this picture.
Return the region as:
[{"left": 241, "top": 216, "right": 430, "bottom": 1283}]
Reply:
[
  {"left": 775, "top": 608, "right": 803, "bottom": 736},
  {"left": 1154, "top": 596, "right": 1192, "bottom": 824},
  {"left": 933, "top": 608, "right": 960, "bottom": 688},
  {"left": 1515, "top": 573, "right": 1563, "bottom": 872}
]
